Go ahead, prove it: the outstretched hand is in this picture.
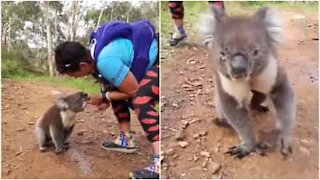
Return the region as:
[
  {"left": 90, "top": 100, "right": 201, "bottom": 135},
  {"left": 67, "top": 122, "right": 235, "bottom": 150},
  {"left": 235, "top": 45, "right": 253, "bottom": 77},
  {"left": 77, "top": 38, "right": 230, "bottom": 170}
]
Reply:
[{"left": 88, "top": 94, "right": 110, "bottom": 110}]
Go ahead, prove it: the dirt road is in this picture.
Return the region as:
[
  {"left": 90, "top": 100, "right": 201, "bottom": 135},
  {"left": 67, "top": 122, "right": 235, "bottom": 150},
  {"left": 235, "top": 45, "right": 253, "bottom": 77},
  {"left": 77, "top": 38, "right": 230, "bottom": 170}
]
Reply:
[
  {"left": 1, "top": 80, "right": 152, "bottom": 178},
  {"left": 161, "top": 9, "right": 319, "bottom": 179}
]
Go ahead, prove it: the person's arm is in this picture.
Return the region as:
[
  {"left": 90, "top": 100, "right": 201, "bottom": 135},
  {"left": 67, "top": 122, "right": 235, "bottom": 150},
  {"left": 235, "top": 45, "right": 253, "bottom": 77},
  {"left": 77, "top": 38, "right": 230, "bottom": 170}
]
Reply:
[{"left": 105, "top": 70, "right": 139, "bottom": 100}]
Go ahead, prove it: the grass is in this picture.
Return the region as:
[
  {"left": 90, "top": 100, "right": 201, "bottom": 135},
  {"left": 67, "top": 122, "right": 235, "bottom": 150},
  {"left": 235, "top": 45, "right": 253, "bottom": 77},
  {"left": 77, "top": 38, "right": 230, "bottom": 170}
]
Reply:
[{"left": 1, "top": 50, "right": 100, "bottom": 94}]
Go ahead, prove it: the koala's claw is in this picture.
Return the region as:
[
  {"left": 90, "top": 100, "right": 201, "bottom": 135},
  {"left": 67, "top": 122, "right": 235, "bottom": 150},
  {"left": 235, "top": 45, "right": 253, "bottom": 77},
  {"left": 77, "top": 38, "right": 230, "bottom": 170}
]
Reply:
[
  {"left": 55, "top": 148, "right": 64, "bottom": 155},
  {"left": 225, "top": 143, "right": 269, "bottom": 159},
  {"left": 63, "top": 143, "right": 70, "bottom": 151},
  {"left": 225, "top": 145, "right": 251, "bottom": 159},
  {"left": 280, "top": 139, "right": 293, "bottom": 158}
]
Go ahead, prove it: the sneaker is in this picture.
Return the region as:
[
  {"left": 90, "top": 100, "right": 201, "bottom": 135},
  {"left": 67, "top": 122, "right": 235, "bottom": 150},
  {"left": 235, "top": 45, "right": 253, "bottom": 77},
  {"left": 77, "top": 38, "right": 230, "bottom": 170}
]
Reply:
[
  {"left": 169, "top": 26, "right": 187, "bottom": 47},
  {"left": 129, "top": 155, "right": 160, "bottom": 179},
  {"left": 101, "top": 132, "right": 137, "bottom": 153}
]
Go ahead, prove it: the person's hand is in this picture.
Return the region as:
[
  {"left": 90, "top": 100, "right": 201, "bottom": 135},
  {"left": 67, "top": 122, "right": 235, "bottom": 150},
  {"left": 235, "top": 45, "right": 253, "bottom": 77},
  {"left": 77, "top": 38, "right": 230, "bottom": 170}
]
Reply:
[
  {"left": 88, "top": 94, "right": 102, "bottom": 106},
  {"left": 97, "top": 102, "right": 110, "bottom": 111}
]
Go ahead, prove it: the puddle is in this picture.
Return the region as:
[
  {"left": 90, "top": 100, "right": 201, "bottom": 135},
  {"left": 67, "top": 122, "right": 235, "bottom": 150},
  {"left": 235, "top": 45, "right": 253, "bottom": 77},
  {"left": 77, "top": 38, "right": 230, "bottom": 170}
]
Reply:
[{"left": 68, "top": 148, "right": 92, "bottom": 175}]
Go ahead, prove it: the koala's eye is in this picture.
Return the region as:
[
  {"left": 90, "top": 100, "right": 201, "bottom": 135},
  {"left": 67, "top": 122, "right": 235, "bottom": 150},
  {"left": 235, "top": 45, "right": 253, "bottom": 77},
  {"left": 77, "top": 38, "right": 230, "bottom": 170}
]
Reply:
[{"left": 253, "top": 48, "right": 259, "bottom": 56}]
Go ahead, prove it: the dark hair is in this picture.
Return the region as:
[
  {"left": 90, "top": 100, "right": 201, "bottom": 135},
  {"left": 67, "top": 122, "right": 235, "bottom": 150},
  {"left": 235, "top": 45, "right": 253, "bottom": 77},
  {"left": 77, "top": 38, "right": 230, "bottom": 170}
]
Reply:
[{"left": 54, "top": 41, "right": 91, "bottom": 73}]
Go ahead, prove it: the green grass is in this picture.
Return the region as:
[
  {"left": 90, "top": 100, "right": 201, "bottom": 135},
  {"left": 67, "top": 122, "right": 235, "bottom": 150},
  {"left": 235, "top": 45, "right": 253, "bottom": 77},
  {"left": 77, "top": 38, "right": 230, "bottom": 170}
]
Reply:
[
  {"left": 241, "top": 1, "right": 319, "bottom": 12},
  {"left": 1, "top": 50, "right": 100, "bottom": 94}
]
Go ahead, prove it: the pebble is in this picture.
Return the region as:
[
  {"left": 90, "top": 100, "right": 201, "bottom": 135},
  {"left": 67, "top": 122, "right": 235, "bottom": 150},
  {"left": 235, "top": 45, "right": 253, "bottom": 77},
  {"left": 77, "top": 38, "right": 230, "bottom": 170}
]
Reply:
[
  {"left": 178, "top": 141, "right": 189, "bottom": 148},
  {"left": 175, "top": 129, "right": 185, "bottom": 141},
  {"left": 17, "top": 128, "right": 25, "bottom": 132},
  {"left": 28, "top": 122, "right": 34, "bottom": 125},
  {"left": 164, "top": 148, "right": 174, "bottom": 156},
  {"left": 173, "top": 154, "right": 179, "bottom": 159},
  {"left": 199, "top": 130, "right": 207, "bottom": 136},
  {"left": 202, "top": 159, "right": 208, "bottom": 168},
  {"left": 193, "top": 155, "right": 199, "bottom": 162},
  {"left": 208, "top": 161, "right": 221, "bottom": 174},
  {"left": 300, "top": 139, "right": 310, "bottom": 145},
  {"left": 193, "top": 133, "right": 200, "bottom": 139},
  {"left": 299, "top": 146, "right": 311, "bottom": 157},
  {"left": 200, "top": 151, "right": 211, "bottom": 158}
]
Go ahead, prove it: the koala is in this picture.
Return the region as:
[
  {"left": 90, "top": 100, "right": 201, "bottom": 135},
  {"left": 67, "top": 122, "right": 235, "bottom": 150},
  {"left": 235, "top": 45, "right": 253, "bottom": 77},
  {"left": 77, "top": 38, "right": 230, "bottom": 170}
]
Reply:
[
  {"left": 199, "top": 7, "right": 296, "bottom": 158},
  {"left": 35, "top": 92, "right": 88, "bottom": 154}
]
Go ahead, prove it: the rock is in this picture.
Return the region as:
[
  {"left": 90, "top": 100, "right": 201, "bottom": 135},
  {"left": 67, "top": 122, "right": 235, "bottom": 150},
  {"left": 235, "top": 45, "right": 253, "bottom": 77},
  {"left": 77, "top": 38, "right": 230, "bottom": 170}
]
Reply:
[
  {"left": 193, "top": 133, "right": 200, "bottom": 139},
  {"left": 17, "top": 128, "right": 25, "bottom": 132},
  {"left": 28, "top": 122, "right": 34, "bottom": 125},
  {"left": 202, "top": 159, "right": 208, "bottom": 168},
  {"left": 299, "top": 146, "right": 310, "bottom": 156},
  {"left": 189, "top": 118, "right": 201, "bottom": 124},
  {"left": 208, "top": 161, "right": 221, "bottom": 174},
  {"left": 178, "top": 141, "right": 188, "bottom": 148},
  {"left": 21, "top": 107, "right": 27, "bottom": 110},
  {"left": 172, "top": 103, "right": 179, "bottom": 108},
  {"left": 193, "top": 155, "right": 199, "bottom": 162},
  {"left": 200, "top": 151, "right": 211, "bottom": 158},
  {"left": 300, "top": 139, "right": 310, "bottom": 146},
  {"left": 215, "top": 143, "right": 222, "bottom": 153},
  {"left": 199, "top": 130, "right": 207, "bottom": 136},
  {"left": 173, "top": 154, "right": 179, "bottom": 159},
  {"left": 175, "top": 129, "right": 185, "bottom": 141},
  {"left": 164, "top": 148, "right": 174, "bottom": 156},
  {"left": 77, "top": 131, "right": 85, "bottom": 136}
]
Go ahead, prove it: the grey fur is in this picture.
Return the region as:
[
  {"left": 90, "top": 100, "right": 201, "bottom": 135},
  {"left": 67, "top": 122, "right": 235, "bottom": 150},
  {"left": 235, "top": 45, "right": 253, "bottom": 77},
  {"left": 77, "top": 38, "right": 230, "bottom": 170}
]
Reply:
[
  {"left": 35, "top": 92, "right": 88, "bottom": 154},
  {"left": 200, "top": 6, "right": 296, "bottom": 158}
]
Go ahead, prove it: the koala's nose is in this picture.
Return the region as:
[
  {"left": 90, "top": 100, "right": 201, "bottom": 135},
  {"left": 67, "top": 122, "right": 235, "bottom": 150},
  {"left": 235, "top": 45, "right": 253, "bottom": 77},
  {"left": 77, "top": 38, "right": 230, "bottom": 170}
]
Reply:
[{"left": 231, "top": 55, "right": 248, "bottom": 76}]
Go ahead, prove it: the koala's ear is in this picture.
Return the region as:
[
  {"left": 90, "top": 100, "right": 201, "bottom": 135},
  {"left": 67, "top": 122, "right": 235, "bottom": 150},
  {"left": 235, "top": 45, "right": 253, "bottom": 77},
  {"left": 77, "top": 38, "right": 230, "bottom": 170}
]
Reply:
[
  {"left": 56, "top": 98, "right": 69, "bottom": 111},
  {"left": 254, "top": 6, "right": 283, "bottom": 45},
  {"left": 199, "top": 7, "right": 225, "bottom": 48}
]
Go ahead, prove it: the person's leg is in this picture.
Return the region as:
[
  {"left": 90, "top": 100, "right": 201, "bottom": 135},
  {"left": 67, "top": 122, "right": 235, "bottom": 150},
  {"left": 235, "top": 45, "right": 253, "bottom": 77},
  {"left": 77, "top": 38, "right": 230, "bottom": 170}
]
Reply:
[
  {"left": 168, "top": 1, "right": 187, "bottom": 46},
  {"left": 130, "top": 65, "right": 160, "bottom": 179},
  {"left": 101, "top": 100, "right": 137, "bottom": 153},
  {"left": 208, "top": 1, "right": 225, "bottom": 9}
]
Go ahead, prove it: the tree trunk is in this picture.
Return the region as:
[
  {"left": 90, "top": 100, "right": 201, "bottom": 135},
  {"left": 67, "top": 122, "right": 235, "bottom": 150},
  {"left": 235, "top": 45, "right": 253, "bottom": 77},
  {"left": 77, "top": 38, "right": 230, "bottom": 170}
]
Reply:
[
  {"left": 43, "top": 2, "right": 55, "bottom": 76},
  {"left": 69, "top": 1, "right": 77, "bottom": 41},
  {"left": 7, "top": 18, "right": 12, "bottom": 52},
  {"left": 110, "top": 6, "right": 114, "bottom": 21},
  {"left": 126, "top": 4, "right": 132, "bottom": 22},
  {"left": 96, "top": 8, "right": 104, "bottom": 29}
]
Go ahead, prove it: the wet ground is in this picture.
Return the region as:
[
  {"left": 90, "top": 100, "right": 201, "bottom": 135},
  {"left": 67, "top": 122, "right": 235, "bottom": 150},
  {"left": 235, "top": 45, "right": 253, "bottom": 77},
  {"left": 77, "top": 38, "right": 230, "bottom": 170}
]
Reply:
[{"left": 1, "top": 80, "right": 153, "bottom": 178}]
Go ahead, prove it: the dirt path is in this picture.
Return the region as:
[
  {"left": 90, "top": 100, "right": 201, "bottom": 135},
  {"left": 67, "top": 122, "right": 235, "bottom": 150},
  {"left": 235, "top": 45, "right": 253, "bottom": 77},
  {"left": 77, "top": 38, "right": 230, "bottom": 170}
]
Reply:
[
  {"left": 161, "top": 10, "right": 319, "bottom": 179},
  {"left": 1, "top": 80, "right": 152, "bottom": 178}
]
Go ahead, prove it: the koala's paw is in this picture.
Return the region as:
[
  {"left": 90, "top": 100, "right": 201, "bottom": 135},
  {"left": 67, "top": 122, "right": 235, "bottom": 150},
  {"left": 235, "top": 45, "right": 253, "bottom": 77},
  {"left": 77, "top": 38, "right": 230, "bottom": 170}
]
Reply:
[
  {"left": 280, "top": 139, "right": 293, "bottom": 158},
  {"left": 63, "top": 143, "right": 70, "bottom": 151},
  {"left": 225, "top": 142, "right": 269, "bottom": 159},
  {"left": 39, "top": 146, "right": 48, "bottom": 152},
  {"left": 55, "top": 148, "right": 64, "bottom": 155},
  {"left": 266, "top": 130, "right": 292, "bottom": 158}
]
